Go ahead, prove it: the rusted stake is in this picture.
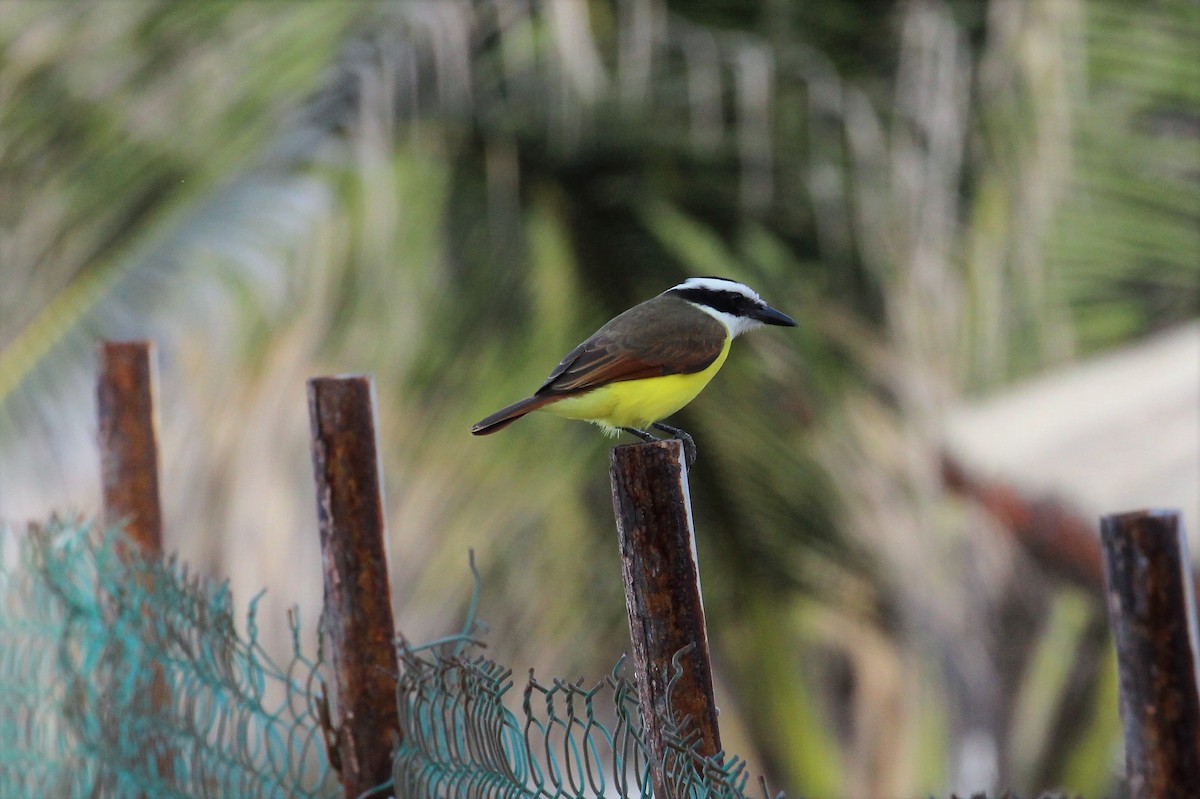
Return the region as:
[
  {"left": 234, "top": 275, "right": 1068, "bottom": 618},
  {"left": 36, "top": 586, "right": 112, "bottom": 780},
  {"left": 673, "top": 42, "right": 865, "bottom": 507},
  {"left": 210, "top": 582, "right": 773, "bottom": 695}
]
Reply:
[
  {"left": 307, "top": 375, "right": 402, "bottom": 799},
  {"left": 1101, "top": 509, "right": 1200, "bottom": 799},
  {"left": 95, "top": 340, "right": 171, "bottom": 792},
  {"left": 610, "top": 439, "right": 722, "bottom": 796},
  {"left": 96, "top": 341, "right": 163, "bottom": 556}
]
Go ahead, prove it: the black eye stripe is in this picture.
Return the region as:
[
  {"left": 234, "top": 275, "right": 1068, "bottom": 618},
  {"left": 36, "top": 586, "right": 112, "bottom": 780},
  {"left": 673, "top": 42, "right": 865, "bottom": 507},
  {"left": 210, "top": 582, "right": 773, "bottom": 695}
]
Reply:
[{"left": 667, "top": 287, "right": 759, "bottom": 317}]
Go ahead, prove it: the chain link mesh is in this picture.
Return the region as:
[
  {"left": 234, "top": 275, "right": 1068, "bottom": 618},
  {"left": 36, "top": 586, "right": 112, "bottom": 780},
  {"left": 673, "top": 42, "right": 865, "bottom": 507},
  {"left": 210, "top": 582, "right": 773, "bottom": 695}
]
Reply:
[
  {"left": 0, "top": 518, "right": 334, "bottom": 798},
  {"left": 392, "top": 644, "right": 773, "bottom": 799},
  {"left": 1, "top": 519, "right": 771, "bottom": 799}
]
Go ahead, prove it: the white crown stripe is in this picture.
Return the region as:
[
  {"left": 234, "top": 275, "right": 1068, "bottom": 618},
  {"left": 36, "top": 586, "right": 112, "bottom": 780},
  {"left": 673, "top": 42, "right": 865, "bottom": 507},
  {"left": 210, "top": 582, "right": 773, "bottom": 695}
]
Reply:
[{"left": 669, "top": 277, "right": 763, "bottom": 303}]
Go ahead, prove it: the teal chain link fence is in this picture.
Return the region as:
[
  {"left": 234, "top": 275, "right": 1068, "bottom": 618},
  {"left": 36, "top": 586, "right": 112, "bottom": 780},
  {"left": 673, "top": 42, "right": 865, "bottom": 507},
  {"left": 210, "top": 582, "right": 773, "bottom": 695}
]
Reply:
[
  {"left": 0, "top": 518, "right": 333, "bottom": 798},
  {"left": 1, "top": 518, "right": 772, "bottom": 799},
  {"left": 392, "top": 646, "right": 769, "bottom": 799}
]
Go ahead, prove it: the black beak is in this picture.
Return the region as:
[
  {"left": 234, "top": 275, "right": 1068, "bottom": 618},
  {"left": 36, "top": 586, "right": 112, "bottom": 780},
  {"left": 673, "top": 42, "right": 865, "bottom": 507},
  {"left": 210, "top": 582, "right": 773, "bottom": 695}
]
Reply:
[{"left": 755, "top": 304, "right": 797, "bottom": 327}]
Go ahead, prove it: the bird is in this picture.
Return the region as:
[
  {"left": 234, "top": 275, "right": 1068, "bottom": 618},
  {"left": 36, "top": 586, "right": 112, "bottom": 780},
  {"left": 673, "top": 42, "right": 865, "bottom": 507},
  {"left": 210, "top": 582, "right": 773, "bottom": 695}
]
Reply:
[{"left": 470, "top": 277, "right": 796, "bottom": 464}]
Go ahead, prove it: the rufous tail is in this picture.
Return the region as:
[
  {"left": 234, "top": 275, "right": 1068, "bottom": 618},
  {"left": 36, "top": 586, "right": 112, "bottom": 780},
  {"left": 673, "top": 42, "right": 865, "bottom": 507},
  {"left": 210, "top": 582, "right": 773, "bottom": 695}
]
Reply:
[{"left": 471, "top": 395, "right": 561, "bottom": 435}]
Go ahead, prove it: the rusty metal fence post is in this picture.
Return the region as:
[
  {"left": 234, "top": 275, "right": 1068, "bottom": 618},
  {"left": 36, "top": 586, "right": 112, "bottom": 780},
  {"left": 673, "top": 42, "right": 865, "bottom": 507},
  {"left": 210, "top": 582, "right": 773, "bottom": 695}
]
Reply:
[
  {"left": 1101, "top": 509, "right": 1200, "bottom": 799},
  {"left": 97, "top": 341, "right": 163, "bottom": 556},
  {"left": 610, "top": 439, "right": 722, "bottom": 797},
  {"left": 95, "top": 340, "right": 172, "bottom": 791},
  {"left": 307, "top": 375, "right": 402, "bottom": 798}
]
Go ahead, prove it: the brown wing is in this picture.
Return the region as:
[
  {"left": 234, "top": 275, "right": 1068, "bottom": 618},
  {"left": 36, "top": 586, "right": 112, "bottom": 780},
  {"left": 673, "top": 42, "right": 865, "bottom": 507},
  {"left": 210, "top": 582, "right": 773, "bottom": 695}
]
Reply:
[{"left": 535, "top": 295, "right": 726, "bottom": 397}]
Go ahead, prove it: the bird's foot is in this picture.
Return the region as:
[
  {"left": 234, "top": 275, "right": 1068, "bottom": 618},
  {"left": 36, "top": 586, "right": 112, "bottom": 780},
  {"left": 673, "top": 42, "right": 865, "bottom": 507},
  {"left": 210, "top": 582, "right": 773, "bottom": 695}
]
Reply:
[
  {"left": 620, "top": 427, "right": 658, "bottom": 443},
  {"left": 620, "top": 425, "right": 697, "bottom": 468},
  {"left": 651, "top": 423, "right": 697, "bottom": 469}
]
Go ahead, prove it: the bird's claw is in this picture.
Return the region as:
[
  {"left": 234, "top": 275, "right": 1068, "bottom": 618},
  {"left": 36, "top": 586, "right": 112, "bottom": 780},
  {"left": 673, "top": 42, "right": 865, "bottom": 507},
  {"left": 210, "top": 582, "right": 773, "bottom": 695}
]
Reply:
[
  {"left": 620, "top": 425, "right": 697, "bottom": 468},
  {"left": 620, "top": 427, "right": 658, "bottom": 444},
  {"left": 652, "top": 423, "right": 697, "bottom": 469}
]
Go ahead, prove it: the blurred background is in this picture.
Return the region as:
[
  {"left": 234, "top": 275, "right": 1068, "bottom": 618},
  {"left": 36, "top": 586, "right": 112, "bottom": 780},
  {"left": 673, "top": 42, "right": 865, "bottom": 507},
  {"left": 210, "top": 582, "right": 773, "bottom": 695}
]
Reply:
[{"left": 1, "top": 1, "right": 1196, "bottom": 797}]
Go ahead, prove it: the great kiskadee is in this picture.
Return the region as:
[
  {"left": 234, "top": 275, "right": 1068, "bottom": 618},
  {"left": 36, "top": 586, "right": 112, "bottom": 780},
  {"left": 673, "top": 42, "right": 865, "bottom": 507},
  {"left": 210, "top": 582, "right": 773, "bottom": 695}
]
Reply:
[{"left": 471, "top": 277, "right": 796, "bottom": 458}]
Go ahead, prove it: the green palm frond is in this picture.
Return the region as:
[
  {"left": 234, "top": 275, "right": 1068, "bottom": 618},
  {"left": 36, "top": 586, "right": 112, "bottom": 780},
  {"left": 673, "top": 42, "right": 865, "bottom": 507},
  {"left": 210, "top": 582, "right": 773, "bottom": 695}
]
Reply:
[{"left": 0, "top": 2, "right": 357, "bottom": 403}]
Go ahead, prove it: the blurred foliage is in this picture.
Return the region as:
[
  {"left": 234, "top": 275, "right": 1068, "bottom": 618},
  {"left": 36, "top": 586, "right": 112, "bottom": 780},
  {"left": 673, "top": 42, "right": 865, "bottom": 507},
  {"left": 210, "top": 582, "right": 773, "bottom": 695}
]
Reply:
[{"left": 1, "top": 1, "right": 1196, "bottom": 797}]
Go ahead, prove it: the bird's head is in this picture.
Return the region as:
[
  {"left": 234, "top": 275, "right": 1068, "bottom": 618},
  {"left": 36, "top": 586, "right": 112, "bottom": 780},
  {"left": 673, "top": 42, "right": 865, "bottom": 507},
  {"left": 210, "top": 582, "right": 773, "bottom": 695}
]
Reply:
[{"left": 665, "top": 276, "right": 797, "bottom": 337}]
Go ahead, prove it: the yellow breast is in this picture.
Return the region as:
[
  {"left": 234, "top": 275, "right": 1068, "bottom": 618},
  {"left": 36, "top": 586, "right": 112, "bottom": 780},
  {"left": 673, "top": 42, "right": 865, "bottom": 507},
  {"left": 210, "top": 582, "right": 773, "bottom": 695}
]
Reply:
[{"left": 542, "top": 337, "right": 732, "bottom": 434}]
